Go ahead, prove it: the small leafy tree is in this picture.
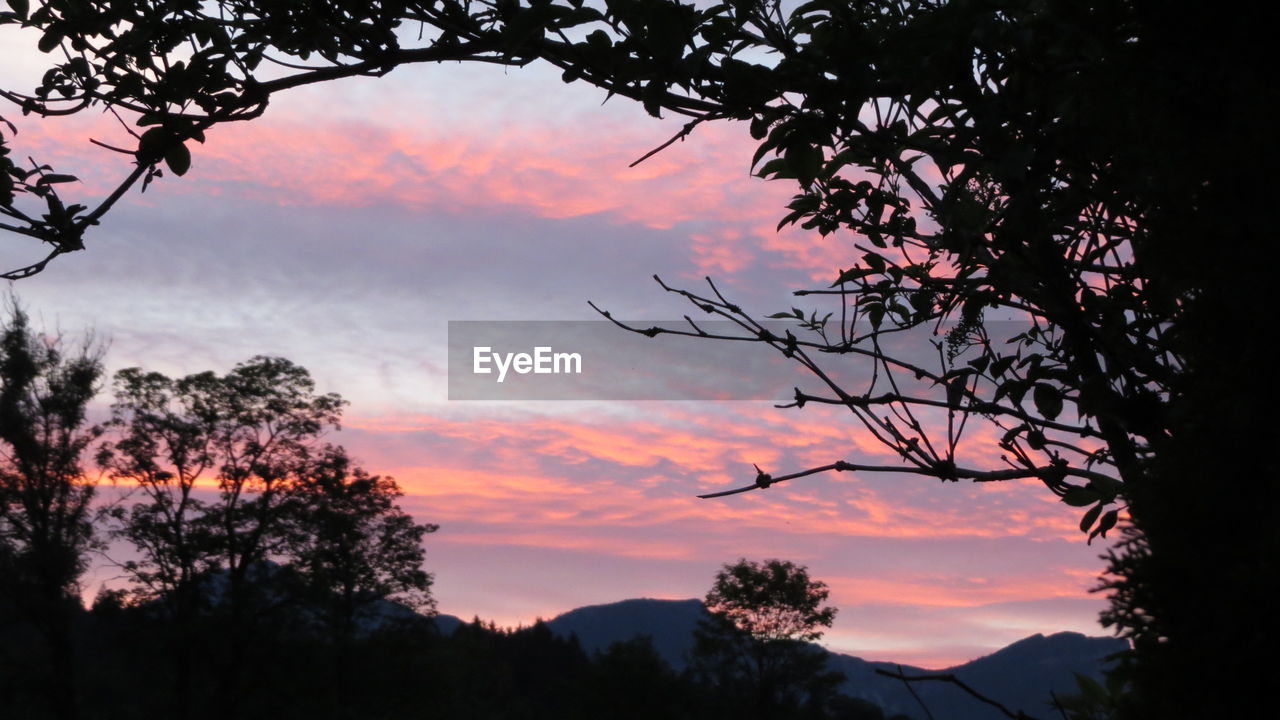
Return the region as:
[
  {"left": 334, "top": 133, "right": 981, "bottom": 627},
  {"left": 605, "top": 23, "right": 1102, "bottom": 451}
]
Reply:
[
  {"left": 279, "top": 445, "right": 438, "bottom": 716},
  {"left": 286, "top": 444, "right": 437, "bottom": 638},
  {"left": 0, "top": 299, "right": 103, "bottom": 720},
  {"left": 692, "top": 558, "right": 842, "bottom": 720}
]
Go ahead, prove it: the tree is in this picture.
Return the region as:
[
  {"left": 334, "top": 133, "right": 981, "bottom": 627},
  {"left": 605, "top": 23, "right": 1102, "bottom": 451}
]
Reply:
[
  {"left": 573, "top": 6, "right": 1273, "bottom": 718},
  {"left": 691, "top": 559, "right": 842, "bottom": 720},
  {"left": 0, "top": 299, "right": 103, "bottom": 720},
  {"left": 99, "top": 355, "right": 346, "bottom": 716},
  {"left": 3, "top": 2, "right": 1272, "bottom": 716},
  {"left": 286, "top": 445, "right": 438, "bottom": 637},
  {"left": 282, "top": 444, "right": 438, "bottom": 715}
]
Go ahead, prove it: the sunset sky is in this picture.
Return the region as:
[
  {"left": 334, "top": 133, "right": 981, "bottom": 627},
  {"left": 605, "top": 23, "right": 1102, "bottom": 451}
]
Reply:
[{"left": 1, "top": 30, "right": 1114, "bottom": 668}]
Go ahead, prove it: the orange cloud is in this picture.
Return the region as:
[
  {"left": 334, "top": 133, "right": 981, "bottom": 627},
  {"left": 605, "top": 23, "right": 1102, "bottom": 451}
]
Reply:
[{"left": 342, "top": 406, "right": 1089, "bottom": 548}]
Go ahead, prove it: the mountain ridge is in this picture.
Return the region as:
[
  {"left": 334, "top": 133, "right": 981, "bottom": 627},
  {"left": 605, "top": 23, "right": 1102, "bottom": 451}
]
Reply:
[{"left": 429, "top": 597, "right": 1127, "bottom": 720}]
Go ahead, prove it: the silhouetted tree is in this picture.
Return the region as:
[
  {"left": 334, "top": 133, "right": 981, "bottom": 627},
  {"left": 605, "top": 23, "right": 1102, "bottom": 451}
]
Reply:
[
  {"left": 287, "top": 446, "right": 437, "bottom": 633},
  {"left": 99, "top": 355, "right": 345, "bottom": 717},
  {"left": 283, "top": 445, "right": 438, "bottom": 716},
  {"left": 0, "top": 300, "right": 103, "bottom": 720},
  {"left": 692, "top": 559, "right": 842, "bottom": 720}
]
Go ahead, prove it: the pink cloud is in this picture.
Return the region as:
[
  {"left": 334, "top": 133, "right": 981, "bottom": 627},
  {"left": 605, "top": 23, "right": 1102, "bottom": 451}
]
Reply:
[{"left": 5, "top": 104, "right": 871, "bottom": 283}]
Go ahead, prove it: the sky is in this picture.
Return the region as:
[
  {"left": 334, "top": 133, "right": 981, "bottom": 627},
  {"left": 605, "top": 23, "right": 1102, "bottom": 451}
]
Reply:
[{"left": 1, "top": 29, "right": 1115, "bottom": 668}]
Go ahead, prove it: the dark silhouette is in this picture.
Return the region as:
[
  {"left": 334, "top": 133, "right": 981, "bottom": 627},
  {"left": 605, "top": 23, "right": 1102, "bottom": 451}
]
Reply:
[
  {"left": 92, "top": 356, "right": 435, "bottom": 719},
  {"left": 0, "top": 300, "right": 103, "bottom": 720},
  {"left": 99, "top": 357, "right": 347, "bottom": 717},
  {"left": 690, "top": 559, "right": 844, "bottom": 720},
  {"left": 284, "top": 445, "right": 438, "bottom": 717}
]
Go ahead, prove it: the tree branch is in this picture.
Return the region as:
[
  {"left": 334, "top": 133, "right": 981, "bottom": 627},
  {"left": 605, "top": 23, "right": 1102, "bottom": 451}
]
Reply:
[
  {"left": 698, "top": 460, "right": 1115, "bottom": 499},
  {"left": 874, "top": 668, "right": 1044, "bottom": 720}
]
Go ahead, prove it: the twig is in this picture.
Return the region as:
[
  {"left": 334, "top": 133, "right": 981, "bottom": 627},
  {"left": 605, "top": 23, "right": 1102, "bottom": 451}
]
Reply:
[
  {"left": 698, "top": 460, "right": 1111, "bottom": 499},
  {"left": 893, "top": 663, "right": 936, "bottom": 720},
  {"left": 629, "top": 117, "right": 709, "bottom": 167},
  {"left": 875, "top": 667, "right": 1044, "bottom": 720}
]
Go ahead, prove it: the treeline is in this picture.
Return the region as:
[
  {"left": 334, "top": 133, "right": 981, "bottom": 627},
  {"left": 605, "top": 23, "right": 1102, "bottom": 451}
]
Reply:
[
  {"left": 2, "top": 603, "right": 900, "bottom": 720},
  {"left": 0, "top": 304, "right": 437, "bottom": 719}
]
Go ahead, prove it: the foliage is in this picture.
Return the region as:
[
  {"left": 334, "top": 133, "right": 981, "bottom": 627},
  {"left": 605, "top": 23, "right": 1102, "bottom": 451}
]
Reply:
[
  {"left": 0, "top": 299, "right": 102, "bottom": 600},
  {"left": 0, "top": 299, "right": 444, "bottom": 717},
  {"left": 693, "top": 559, "right": 843, "bottom": 720},
  {"left": 586, "top": 636, "right": 693, "bottom": 720},
  {"left": 1049, "top": 667, "right": 1132, "bottom": 720},
  {"left": 285, "top": 445, "right": 439, "bottom": 635},
  {"left": 97, "top": 355, "right": 441, "bottom": 716},
  {"left": 0, "top": 298, "right": 103, "bottom": 720},
  {"left": 705, "top": 558, "right": 837, "bottom": 644},
  {"left": 99, "top": 356, "right": 346, "bottom": 613},
  {"left": 3, "top": 597, "right": 899, "bottom": 720}
]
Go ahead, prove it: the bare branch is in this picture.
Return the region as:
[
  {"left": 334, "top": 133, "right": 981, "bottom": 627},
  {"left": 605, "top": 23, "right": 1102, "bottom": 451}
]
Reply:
[
  {"left": 874, "top": 668, "right": 1045, "bottom": 720},
  {"left": 698, "top": 460, "right": 1115, "bottom": 499}
]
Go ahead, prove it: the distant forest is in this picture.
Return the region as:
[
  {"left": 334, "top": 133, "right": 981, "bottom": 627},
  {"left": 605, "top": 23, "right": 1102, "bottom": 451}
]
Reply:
[{"left": 2, "top": 602, "right": 906, "bottom": 720}]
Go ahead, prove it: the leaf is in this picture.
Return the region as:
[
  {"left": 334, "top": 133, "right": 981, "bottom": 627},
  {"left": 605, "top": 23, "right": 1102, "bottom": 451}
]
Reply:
[
  {"left": 755, "top": 157, "right": 793, "bottom": 179},
  {"left": 1074, "top": 672, "right": 1107, "bottom": 704},
  {"left": 990, "top": 355, "right": 1017, "bottom": 377},
  {"left": 38, "top": 27, "right": 62, "bottom": 53},
  {"left": 786, "top": 143, "right": 823, "bottom": 186},
  {"left": 136, "top": 127, "right": 169, "bottom": 161},
  {"left": 1089, "top": 510, "right": 1119, "bottom": 543},
  {"left": 908, "top": 289, "right": 933, "bottom": 315},
  {"left": 502, "top": 5, "right": 553, "bottom": 54},
  {"left": 1062, "top": 487, "right": 1100, "bottom": 507},
  {"left": 830, "top": 267, "right": 873, "bottom": 286},
  {"left": 164, "top": 142, "right": 191, "bottom": 176},
  {"left": 1033, "top": 382, "right": 1063, "bottom": 421},
  {"left": 865, "top": 303, "right": 884, "bottom": 330},
  {"left": 1000, "top": 424, "right": 1028, "bottom": 446},
  {"left": 36, "top": 173, "right": 78, "bottom": 185},
  {"left": 8, "top": 0, "right": 29, "bottom": 20},
  {"left": 1079, "top": 503, "right": 1103, "bottom": 532},
  {"left": 1025, "top": 430, "right": 1046, "bottom": 450}
]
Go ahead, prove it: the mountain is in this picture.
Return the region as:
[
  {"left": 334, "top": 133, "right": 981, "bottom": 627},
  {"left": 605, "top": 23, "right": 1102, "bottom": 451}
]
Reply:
[
  {"left": 540, "top": 598, "right": 1127, "bottom": 720},
  {"left": 545, "top": 598, "right": 708, "bottom": 668},
  {"left": 825, "top": 632, "right": 1127, "bottom": 720},
  {"left": 428, "top": 612, "right": 465, "bottom": 634}
]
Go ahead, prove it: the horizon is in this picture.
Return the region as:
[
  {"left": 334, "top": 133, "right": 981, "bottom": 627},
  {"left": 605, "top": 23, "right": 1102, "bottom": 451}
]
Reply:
[{"left": 425, "top": 594, "right": 1119, "bottom": 672}]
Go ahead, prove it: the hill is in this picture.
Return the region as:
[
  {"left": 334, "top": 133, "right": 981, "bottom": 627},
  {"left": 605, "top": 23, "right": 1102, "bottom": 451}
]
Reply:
[{"left": 538, "top": 597, "right": 1127, "bottom": 720}]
